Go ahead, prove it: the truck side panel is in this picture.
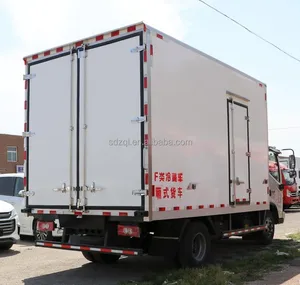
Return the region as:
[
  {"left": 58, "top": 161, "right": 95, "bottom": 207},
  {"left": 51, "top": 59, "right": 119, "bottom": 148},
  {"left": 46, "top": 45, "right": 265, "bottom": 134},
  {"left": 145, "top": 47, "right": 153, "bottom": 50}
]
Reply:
[{"left": 149, "top": 30, "right": 269, "bottom": 220}]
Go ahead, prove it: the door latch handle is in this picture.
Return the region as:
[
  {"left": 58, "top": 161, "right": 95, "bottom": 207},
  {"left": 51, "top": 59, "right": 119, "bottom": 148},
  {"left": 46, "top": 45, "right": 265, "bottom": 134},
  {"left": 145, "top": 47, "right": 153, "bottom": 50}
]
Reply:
[{"left": 235, "top": 177, "right": 245, "bottom": 186}]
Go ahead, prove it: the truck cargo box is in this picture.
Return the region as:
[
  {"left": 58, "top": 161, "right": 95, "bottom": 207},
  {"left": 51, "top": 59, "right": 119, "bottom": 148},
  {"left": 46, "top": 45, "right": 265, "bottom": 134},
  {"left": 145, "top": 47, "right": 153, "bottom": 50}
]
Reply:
[{"left": 23, "top": 22, "right": 269, "bottom": 221}]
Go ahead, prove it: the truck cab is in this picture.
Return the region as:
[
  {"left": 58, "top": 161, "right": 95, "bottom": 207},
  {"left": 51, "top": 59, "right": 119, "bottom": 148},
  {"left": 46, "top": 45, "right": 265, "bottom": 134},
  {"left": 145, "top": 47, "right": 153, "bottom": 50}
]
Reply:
[
  {"left": 269, "top": 162, "right": 299, "bottom": 209},
  {"left": 269, "top": 147, "right": 297, "bottom": 213}
]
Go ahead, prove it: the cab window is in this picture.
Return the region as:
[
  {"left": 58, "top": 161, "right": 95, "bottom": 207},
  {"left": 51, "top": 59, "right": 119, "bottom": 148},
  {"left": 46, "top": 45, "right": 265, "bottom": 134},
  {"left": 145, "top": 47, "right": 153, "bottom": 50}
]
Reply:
[{"left": 0, "top": 177, "right": 15, "bottom": 196}]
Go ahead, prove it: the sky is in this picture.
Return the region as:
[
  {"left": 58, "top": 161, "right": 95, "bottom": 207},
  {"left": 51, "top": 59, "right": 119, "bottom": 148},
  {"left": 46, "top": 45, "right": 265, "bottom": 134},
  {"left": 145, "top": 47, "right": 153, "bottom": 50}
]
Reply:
[{"left": 0, "top": 0, "right": 300, "bottom": 155}]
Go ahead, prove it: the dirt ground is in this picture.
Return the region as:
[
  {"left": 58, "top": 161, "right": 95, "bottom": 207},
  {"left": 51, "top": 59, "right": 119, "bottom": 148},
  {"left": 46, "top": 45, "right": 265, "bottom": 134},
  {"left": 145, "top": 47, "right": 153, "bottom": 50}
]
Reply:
[
  {"left": 1, "top": 208, "right": 300, "bottom": 285},
  {"left": 247, "top": 207, "right": 300, "bottom": 285}
]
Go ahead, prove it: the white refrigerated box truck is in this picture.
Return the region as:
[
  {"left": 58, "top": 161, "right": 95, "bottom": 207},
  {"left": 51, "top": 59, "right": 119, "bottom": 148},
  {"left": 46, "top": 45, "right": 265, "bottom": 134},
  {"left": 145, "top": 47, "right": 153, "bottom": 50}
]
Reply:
[{"left": 21, "top": 22, "right": 292, "bottom": 267}]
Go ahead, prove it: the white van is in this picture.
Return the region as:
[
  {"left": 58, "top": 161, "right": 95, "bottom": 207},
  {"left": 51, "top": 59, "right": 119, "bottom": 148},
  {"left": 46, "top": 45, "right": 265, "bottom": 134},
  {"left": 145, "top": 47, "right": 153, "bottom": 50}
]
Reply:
[{"left": 0, "top": 173, "right": 62, "bottom": 240}]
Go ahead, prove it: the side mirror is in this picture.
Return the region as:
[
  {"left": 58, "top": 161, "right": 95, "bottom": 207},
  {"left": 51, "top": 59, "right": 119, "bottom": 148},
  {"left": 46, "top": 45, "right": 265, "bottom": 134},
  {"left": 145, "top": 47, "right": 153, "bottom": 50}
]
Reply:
[
  {"left": 289, "top": 155, "right": 296, "bottom": 170},
  {"left": 18, "top": 190, "right": 26, "bottom": 197},
  {"left": 279, "top": 184, "right": 285, "bottom": 190}
]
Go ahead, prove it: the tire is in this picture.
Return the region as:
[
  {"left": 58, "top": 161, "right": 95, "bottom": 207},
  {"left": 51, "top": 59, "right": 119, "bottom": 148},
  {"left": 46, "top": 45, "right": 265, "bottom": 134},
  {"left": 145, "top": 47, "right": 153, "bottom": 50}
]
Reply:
[
  {"left": 177, "top": 221, "right": 211, "bottom": 268},
  {"left": 254, "top": 211, "right": 275, "bottom": 245},
  {"left": 33, "top": 220, "right": 53, "bottom": 241},
  {"left": 82, "top": 251, "right": 121, "bottom": 264},
  {"left": 0, "top": 243, "right": 13, "bottom": 250},
  {"left": 242, "top": 211, "right": 275, "bottom": 244}
]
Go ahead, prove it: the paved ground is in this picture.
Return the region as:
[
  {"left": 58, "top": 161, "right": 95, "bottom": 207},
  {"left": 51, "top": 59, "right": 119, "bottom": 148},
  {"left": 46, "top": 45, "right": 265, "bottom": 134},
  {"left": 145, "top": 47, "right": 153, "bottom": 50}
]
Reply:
[{"left": 1, "top": 208, "right": 300, "bottom": 285}]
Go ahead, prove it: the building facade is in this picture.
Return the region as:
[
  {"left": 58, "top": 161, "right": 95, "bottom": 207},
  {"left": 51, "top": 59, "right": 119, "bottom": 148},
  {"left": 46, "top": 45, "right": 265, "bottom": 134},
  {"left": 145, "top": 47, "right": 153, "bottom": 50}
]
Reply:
[{"left": 0, "top": 134, "right": 24, "bottom": 174}]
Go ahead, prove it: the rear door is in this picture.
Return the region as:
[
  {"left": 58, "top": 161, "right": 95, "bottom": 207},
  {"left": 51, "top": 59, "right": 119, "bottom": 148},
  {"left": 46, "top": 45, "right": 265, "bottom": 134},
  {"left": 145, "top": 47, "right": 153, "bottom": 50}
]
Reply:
[
  {"left": 79, "top": 32, "right": 145, "bottom": 209},
  {"left": 27, "top": 52, "right": 76, "bottom": 208},
  {"left": 227, "top": 98, "right": 251, "bottom": 205}
]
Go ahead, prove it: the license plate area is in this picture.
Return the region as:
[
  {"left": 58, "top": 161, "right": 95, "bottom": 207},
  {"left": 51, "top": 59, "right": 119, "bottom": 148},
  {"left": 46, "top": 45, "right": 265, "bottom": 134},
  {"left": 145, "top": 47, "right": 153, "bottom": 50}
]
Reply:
[{"left": 37, "top": 221, "right": 54, "bottom": 232}]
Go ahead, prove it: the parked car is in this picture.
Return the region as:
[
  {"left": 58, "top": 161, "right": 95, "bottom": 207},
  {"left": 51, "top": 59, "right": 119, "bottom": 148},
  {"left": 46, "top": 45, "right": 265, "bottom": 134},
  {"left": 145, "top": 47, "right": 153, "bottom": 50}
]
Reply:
[
  {"left": 0, "top": 173, "right": 62, "bottom": 240},
  {"left": 0, "top": 199, "right": 20, "bottom": 250}
]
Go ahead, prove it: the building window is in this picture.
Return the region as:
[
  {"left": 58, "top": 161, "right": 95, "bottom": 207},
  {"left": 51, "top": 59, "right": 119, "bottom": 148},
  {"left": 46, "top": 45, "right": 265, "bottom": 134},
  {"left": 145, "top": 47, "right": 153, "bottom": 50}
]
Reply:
[{"left": 7, "top": 146, "right": 17, "bottom": 162}]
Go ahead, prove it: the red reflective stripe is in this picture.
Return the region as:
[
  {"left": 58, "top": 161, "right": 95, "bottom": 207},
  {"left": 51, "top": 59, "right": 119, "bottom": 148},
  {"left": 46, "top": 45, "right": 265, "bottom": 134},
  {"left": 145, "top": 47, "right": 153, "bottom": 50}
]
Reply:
[
  {"left": 44, "top": 50, "right": 50, "bottom": 56},
  {"left": 56, "top": 47, "right": 63, "bottom": 53},
  {"left": 96, "top": 35, "right": 104, "bottom": 41},
  {"left": 263, "top": 201, "right": 267, "bottom": 204},
  {"left": 150, "top": 45, "right": 153, "bottom": 55},
  {"left": 111, "top": 30, "right": 120, "bottom": 37},
  {"left": 101, "top": 248, "right": 112, "bottom": 253},
  {"left": 144, "top": 134, "right": 148, "bottom": 146},
  {"left": 144, "top": 104, "right": 148, "bottom": 116},
  {"left": 23, "top": 177, "right": 27, "bottom": 187},
  {"left": 157, "top": 34, "right": 163, "bottom": 40},
  {"left": 236, "top": 199, "right": 240, "bottom": 202},
  {"left": 74, "top": 211, "right": 82, "bottom": 216},
  {"left": 187, "top": 206, "right": 192, "bottom": 210},
  {"left": 243, "top": 198, "right": 247, "bottom": 202},
  {"left": 152, "top": 185, "right": 155, "bottom": 196},
  {"left": 123, "top": 250, "right": 135, "bottom": 255},
  {"left": 259, "top": 83, "right": 263, "bottom": 87},
  {"left": 23, "top": 58, "right": 27, "bottom": 65},
  {"left": 44, "top": 242, "right": 53, "bottom": 247},
  {"left": 37, "top": 210, "right": 43, "bottom": 214},
  {"left": 24, "top": 151, "right": 27, "bottom": 160},
  {"left": 144, "top": 77, "right": 148, "bottom": 88},
  {"left": 144, "top": 50, "right": 147, "bottom": 62},
  {"left": 80, "top": 246, "right": 90, "bottom": 251},
  {"left": 199, "top": 205, "right": 204, "bottom": 209},
  {"left": 173, "top": 206, "right": 180, "bottom": 211},
  {"left": 127, "top": 25, "right": 136, "bottom": 32},
  {"left": 61, "top": 244, "right": 71, "bottom": 249},
  {"left": 24, "top": 100, "right": 27, "bottom": 109},
  {"left": 159, "top": 207, "right": 166, "bottom": 211},
  {"left": 24, "top": 80, "right": 28, "bottom": 90},
  {"left": 143, "top": 24, "right": 147, "bottom": 32},
  {"left": 209, "top": 204, "right": 214, "bottom": 208},
  {"left": 119, "top": 212, "right": 128, "bottom": 217},
  {"left": 75, "top": 41, "right": 83, "bottom": 47},
  {"left": 49, "top": 210, "right": 57, "bottom": 214},
  {"left": 24, "top": 122, "right": 27, "bottom": 131},
  {"left": 103, "top": 212, "right": 111, "bottom": 216},
  {"left": 256, "top": 202, "right": 260, "bottom": 205},
  {"left": 32, "top": 54, "right": 38, "bottom": 60},
  {"left": 220, "top": 204, "right": 225, "bottom": 207},
  {"left": 145, "top": 173, "right": 148, "bottom": 185}
]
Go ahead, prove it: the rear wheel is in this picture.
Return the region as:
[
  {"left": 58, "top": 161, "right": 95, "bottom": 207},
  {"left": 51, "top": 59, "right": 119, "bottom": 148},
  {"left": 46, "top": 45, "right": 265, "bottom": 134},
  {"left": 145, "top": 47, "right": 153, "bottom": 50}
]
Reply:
[
  {"left": 0, "top": 243, "right": 13, "bottom": 250},
  {"left": 177, "top": 221, "right": 211, "bottom": 268},
  {"left": 82, "top": 251, "right": 121, "bottom": 264}
]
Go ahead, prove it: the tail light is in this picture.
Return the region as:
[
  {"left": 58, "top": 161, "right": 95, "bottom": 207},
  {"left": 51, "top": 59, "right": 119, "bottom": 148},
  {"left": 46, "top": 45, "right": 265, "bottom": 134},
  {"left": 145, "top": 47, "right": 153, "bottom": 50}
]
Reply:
[
  {"left": 37, "top": 221, "right": 54, "bottom": 231},
  {"left": 117, "top": 225, "right": 140, "bottom": 238}
]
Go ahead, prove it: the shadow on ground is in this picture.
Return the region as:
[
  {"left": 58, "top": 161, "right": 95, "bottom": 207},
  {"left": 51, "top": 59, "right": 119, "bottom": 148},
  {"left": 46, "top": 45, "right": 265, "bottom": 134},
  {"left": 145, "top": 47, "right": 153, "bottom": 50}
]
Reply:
[
  {"left": 0, "top": 247, "right": 20, "bottom": 258},
  {"left": 22, "top": 238, "right": 300, "bottom": 285}
]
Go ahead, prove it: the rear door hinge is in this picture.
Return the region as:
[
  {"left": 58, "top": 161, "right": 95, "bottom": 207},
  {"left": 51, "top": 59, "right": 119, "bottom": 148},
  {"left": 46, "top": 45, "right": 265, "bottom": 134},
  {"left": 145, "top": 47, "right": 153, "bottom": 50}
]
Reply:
[
  {"left": 131, "top": 116, "right": 146, "bottom": 123},
  {"left": 77, "top": 45, "right": 87, "bottom": 58},
  {"left": 132, "top": 189, "right": 147, "bottom": 196},
  {"left": 130, "top": 44, "right": 145, "bottom": 53},
  {"left": 22, "top": 131, "right": 35, "bottom": 138},
  {"left": 23, "top": 74, "right": 36, "bottom": 80}
]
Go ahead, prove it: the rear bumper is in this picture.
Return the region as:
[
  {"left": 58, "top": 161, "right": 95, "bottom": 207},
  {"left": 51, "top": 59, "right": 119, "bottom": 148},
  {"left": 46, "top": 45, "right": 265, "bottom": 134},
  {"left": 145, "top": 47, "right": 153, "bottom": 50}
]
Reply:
[{"left": 35, "top": 241, "right": 143, "bottom": 256}]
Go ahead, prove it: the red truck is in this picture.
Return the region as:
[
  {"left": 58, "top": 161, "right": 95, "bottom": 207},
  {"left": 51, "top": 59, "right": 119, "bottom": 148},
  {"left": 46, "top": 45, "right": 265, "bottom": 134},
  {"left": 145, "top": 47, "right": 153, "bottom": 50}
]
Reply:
[{"left": 269, "top": 161, "right": 299, "bottom": 210}]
